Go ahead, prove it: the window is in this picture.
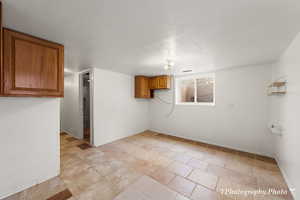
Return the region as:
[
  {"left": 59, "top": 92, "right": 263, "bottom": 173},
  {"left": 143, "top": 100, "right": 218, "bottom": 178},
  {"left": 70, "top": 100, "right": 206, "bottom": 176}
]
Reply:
[{"left": 176, "top": 73, "right": 215, "bottom": 105}]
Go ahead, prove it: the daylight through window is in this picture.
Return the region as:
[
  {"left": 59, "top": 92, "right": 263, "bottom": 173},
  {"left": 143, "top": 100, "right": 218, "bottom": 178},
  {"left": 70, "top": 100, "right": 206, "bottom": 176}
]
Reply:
[{"left": 176, "top": 74, "right": 215, "bottom": 105}]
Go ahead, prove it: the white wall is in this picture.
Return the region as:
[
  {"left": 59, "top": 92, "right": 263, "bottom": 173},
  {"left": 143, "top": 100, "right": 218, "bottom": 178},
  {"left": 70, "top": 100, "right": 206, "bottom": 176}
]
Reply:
[
  {"left": 60, "top": 73, "right": 83, "bottom": 139},
  {"left": 93, "top": 68, "right": 149, "bottom": 146},
  {"left": 0, "top": 98, "right": 60, "bottom": 199},
  {"left": 270, "top": 32, "right": 300, "bottom": 198},
  {"left": 150, "top": 64, "right": 274, "bottom": 157}
]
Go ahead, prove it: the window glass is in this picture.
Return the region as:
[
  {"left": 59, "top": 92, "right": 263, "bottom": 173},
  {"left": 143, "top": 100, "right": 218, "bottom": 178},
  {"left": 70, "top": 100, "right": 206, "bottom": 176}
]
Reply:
[
  {"left": 196, "top": 77, "right": 214, "bottom": 103},
  {"left": 176, "top": 73, "right": 215, "bottom": 105},
  {"left": 179, "top": 79, "right": 195, "bottom": 103}
]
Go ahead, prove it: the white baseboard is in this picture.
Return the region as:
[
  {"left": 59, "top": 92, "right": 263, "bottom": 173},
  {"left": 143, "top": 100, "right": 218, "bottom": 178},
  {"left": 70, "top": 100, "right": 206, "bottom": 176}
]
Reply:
[{"left": 149, "top": 129, "right": 273, "bottom": 158}]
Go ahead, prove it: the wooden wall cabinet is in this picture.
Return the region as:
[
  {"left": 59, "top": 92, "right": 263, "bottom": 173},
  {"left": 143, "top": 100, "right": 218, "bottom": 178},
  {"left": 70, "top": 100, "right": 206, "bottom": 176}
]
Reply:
[
  {"left": 135, "top": 76, "right": 153, "bottom": 98},
  {"left": 149, "top": 77, "right": 157, "bottom": 89},
  {"left": 135, "top": 75, "right": 170, "bottom": 98},
  {"left": 0, "top": 2, "right": 3, "bottom": 96},
  {"left": 1, "top": 28, "right": 64, "bottom": 97},
  {"left": 149, "top": 75, "right": 171, "bottom": 90}
]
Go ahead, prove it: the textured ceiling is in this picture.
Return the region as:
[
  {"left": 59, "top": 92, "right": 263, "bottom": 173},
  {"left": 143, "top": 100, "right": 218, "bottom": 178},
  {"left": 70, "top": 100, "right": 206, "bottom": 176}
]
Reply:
[{"left": 3, "top": 0, "right": 300, "bottom": 75}]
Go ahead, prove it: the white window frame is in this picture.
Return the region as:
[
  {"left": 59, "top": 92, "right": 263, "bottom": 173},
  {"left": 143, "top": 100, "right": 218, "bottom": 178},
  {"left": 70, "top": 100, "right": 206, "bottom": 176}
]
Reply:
[{"left": 175, "top": 73, "right": 215, "bottom": 106}]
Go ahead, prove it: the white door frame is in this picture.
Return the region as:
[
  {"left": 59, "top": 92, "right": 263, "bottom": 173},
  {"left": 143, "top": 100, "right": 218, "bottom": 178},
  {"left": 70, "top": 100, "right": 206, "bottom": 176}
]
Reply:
[{"left": 79, "top": 69, "right": 94, "bottom": 146}]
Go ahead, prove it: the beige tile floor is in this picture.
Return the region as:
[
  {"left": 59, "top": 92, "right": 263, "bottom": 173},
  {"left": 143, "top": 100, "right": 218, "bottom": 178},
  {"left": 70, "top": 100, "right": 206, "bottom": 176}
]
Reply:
[{"left": 4, "top": 131, "right": 293, "bottom": 200}]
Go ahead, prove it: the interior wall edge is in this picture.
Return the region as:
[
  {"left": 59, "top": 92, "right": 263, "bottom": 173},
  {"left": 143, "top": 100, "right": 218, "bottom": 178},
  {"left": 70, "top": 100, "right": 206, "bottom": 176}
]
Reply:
[
  {"left": 275, "top": 157, "right": 296, "bottom": 199},
  {"left": 175, "top": 60, "right": 276, "bottom": 78},
  {"left": 93, "top": 129, "right": 149, "bottom": 147},
  {"left": 92, "top": 67, "right": 150, "bottom": 147},
  {"left": 60, "top": 129, "right": 82, "bottom": 140},
  {"left": 0, "top": 172, "right": 59, "bottom": 199}
]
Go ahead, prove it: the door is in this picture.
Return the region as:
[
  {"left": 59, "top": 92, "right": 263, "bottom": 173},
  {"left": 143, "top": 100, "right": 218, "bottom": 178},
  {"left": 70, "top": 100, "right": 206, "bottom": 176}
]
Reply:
[
  {"left": 79, "top": 70, "right": 94, "bottom": 145},
  {"left": 158, "top": 77, "right": 166, "bottom": 88},
  {"left": 135, "top": 76, "right": 151, "bottom": 98},
  {"left": 3, "top": 28, "right": 64, "bottom": 97},
  {"left": 149, "top": 77, "right": 158, "bottom": 89},
  {"left": 82, "top": 73, "right": 91, "bottom": 142}
]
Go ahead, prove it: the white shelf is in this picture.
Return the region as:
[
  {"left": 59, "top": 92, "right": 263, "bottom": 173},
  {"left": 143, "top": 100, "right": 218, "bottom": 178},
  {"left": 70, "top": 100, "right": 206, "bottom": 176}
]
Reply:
[{"left": 267, "top": 81, "right": 287, "bottom": 96}]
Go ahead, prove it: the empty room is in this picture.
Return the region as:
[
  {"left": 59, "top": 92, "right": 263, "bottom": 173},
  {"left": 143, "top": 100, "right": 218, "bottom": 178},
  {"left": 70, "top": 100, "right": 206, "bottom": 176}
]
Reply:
[{"left": 0, "top": 0, "right": 299, "bottom": 200}]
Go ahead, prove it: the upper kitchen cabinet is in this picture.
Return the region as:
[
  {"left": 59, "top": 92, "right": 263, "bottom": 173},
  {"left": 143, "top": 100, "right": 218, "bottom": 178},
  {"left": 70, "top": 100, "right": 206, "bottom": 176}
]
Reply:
[
  {"left": 0, "top": 2, "right": 2, "bottom": 95},
  {"left": 135, "top": 75, "right": 171, "bottom": 99},
  {"left": 135, "top": 76, "right": 153, "bottom": 98},
  {"left": 1, "top": 28, "right": 64, "bottom": 97},
  {"left": 149, "top": 75, "right": 171, "bottom": 90}
]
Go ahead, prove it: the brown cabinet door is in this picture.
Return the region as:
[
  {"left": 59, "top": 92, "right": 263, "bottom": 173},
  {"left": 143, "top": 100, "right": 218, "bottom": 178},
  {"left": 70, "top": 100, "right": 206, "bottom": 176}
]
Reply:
[
  {"left": 3, "top": 28, "right": 64, "bottom": 97},
  {"left": 0, "top": 2, "right": 3, "bottom": 95},
  {"left": 135, "top": 76, "right": 151, "bottom": 98},
  {"left": 160, "top": 76, "right": 171, "bottom": 89},
  {"left": 150, "top": 76, "right": 170, "bottom": 89},
  {"left": 149, "top": 77, "right": 158, "bottom": 89},
  {"left": 158, "top": 77, "right": 166, "bottom": 88}
]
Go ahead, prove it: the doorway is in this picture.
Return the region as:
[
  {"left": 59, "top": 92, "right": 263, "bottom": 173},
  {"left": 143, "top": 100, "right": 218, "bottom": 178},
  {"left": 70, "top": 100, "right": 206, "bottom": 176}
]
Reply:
[{"left": 80, "top": 70, "right": 93, "bottom": 145}]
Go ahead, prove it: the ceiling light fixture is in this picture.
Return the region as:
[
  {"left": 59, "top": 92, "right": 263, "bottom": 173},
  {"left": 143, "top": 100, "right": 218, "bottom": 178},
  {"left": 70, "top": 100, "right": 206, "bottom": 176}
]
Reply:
[{"left": 164, "top": 59, "right": 174, "bottom": 70}]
